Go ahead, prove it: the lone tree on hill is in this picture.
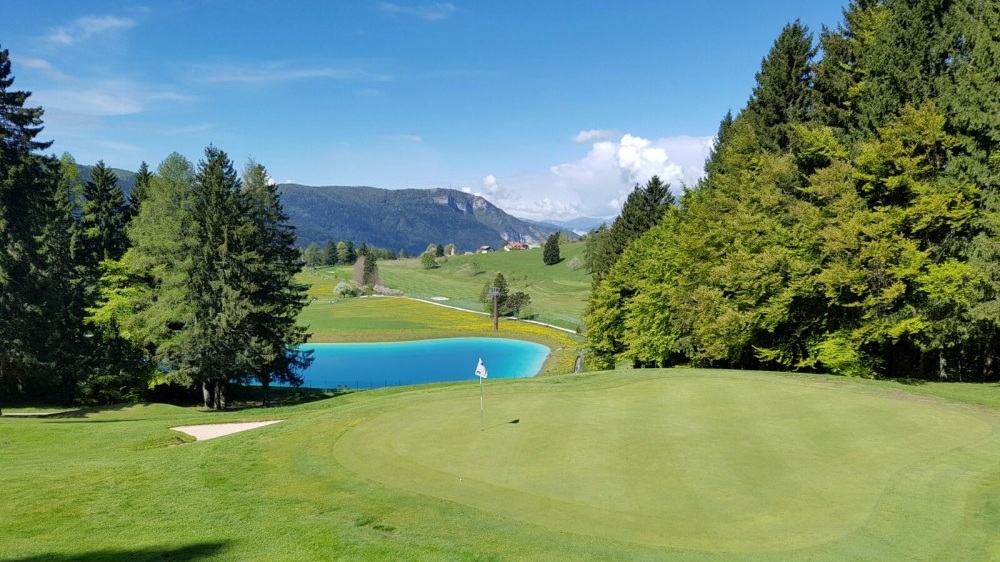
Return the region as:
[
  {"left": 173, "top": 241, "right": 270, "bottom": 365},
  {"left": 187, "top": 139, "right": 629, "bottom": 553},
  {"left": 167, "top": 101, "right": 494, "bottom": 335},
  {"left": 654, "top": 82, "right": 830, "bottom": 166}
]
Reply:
[
  {"left": 481, "top": 273, "right": 531, "bottom": 327},
  {"left": 420, "top": 251, "right": 437, "bottom": 269},
  {"left": 543, "top": 232, "right": 561, "bottom": 265}
]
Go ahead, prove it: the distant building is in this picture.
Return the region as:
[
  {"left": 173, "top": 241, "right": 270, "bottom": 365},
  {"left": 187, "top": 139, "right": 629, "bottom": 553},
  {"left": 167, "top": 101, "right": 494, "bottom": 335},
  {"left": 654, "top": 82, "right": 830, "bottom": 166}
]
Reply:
[
  {"left": 478, "top": 245, "right": 495, "bottom": 253},
  {"left": 504, "top": 241, "right": 529, "bottom": 251}
]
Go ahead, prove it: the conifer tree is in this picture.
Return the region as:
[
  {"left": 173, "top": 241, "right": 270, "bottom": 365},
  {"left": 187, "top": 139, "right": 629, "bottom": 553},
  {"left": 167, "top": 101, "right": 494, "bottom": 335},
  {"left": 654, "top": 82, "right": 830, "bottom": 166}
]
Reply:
[
  {"left": 81, "top": 161, "right": 128, "bottom": 268},
  {"left": 240, "top": 160, "right": 312, "bottom": 406},
  {"left": 127, "top": 161, "right": 152, "bottom": 220},
  {"left": 0, "top": 45, "right": 59, "bottom": 402},
  {"left": 543, "top": 232, "right": 560, "bottom": 265},
  {"left": 187, "top": 146, "right": 250, "bottom": 409},
  {"left": 586, "top": 175, "right": 673, "bottom": 283},
  {"left": 742, "top": 20, "right": 817, "bottom": 152}
]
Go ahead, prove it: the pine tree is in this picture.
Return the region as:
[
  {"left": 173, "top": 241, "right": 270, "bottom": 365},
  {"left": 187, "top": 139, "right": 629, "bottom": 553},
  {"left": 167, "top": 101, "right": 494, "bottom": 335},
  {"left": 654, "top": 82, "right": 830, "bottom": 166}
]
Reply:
[
  {"left": 542, "top": 232, "right": 560, "bottom": 265},
  {"left": 323, "top": 239, "right": 338, "bottom": 266},
  {"left": 240, "top": 160, "right": 313, "bottom": 406},
  {"left": 0, "top": 45, "right": 59, "bottom": 403},
  {"left": 127, "top": 161, "right": 152, "bottom": 220},
  {"left": 586, "top": 175, "right": 674, "bottom": 283},
  {"left": 187, "top": 146, "right": 250, "bottom": 409},
  {"left": 81, "top": 160, "right": 129, "bottom": 267},
  {"left": 742, "top": 20, "right": 817, "bottom": 152}
]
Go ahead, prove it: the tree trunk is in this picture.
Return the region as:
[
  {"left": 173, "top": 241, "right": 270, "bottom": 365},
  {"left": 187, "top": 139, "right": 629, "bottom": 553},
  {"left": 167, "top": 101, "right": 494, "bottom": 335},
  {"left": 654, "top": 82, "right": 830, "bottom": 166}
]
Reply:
[
  {"left": 938, "top": 353, "right": 948, "bottom": 380},
  {"left": 202, "top": 381, "right": 214, "bottom": 409},
  {"left": 213, "top": 381, "right": 226, "bottom": 411},
  {"left": 262, "top": 379, "right": 271, "bottom": 408}
]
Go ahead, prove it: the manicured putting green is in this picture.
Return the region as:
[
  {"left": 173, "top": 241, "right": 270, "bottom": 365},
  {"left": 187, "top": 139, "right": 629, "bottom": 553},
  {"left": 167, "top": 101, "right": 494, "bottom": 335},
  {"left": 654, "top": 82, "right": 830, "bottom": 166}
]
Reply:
[{"left": 333, "top": 372, "right": 997, "bottom": 552}]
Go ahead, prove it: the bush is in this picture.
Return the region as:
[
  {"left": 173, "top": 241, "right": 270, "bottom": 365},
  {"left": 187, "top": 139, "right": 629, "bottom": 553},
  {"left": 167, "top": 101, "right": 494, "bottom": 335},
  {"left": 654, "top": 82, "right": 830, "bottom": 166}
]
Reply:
[
  {"left": 567, "top": 256, "right": 583, "bottom": 271},
  {"left": 372, "top": 284, "right": 404, "bottom": 296},
  {"left": 334, "top": 281, "right": 356, "bottom": 297}
]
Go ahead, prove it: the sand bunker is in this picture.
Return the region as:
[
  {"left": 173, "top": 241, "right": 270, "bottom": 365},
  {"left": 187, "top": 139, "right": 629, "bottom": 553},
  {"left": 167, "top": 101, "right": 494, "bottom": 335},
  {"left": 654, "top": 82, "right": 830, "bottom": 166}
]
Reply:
[{"left": 171, "top": 420, "right": 282, "bottom": 441}]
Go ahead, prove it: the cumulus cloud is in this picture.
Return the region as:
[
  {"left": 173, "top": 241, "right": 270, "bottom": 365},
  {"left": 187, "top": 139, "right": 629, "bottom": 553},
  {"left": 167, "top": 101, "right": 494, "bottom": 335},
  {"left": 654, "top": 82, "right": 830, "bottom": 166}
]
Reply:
[
  {"left": 46, "top": 15, "right": 136, "bottom": 46},
  {"left": 378, "top": 2, "right": 456, "bottom": 21},
  {"left": 483, "top": 133, "right": 713, "bottom": 221},
  {"left": 613, "top": 133, "right": 682, "bottom": 184}
]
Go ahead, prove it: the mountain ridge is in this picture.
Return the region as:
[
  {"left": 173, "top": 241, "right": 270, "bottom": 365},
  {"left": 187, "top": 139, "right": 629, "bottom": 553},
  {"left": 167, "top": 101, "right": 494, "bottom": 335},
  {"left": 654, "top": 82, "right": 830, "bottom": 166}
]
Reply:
[
  {"left": 277, "top": 184, "right": 572, "bottom": 254},
  {"left": 74, "top": 164, "right": 571, "bottom": 254}
]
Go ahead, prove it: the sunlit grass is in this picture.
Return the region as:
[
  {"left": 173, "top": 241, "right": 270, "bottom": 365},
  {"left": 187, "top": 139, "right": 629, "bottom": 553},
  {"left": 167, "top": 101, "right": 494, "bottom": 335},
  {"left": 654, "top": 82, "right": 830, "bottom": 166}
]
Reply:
[
  {"left": 3, "top": 370, "right": 999, "bottom": 561},
  {"left": 298, "top": 240, "right": 592, "bottom": 330}
]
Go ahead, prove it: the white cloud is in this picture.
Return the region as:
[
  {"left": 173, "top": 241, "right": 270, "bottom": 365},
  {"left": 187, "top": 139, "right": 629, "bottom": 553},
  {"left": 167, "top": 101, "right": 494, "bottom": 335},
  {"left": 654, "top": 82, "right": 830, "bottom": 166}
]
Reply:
[
  {"left": 39, "top": 89, "right": 144, "bottom": 116},
  {"left": 36, "top": 80, "right": 191, "bottom": 117},
  {"left": 378, "top": 2, "right": 457, "bottom": 21},
  {"left": 572, "top": 129, "right": 617, "bottom": 144},
  {"left": 392, "top": 134, "right": 423, "bottom": 143},
  {"left": 194, "top": 62, "right": 389, "bottom": 85},
  {"left": 11, "top": 57, "right": 68, "bottom": 80},
  {"left": 46, "top": 15, "right": 136, "bottom": 46},
  {"left": 478, "top": 133, "right": 713, "bottom": 221}
]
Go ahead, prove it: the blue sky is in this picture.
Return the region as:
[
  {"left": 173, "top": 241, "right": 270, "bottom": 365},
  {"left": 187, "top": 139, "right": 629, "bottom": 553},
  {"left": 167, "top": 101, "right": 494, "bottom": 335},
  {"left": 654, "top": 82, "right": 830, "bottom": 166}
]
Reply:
[{"left": 2, "top": 1, "right": 847, "bottom": 220}]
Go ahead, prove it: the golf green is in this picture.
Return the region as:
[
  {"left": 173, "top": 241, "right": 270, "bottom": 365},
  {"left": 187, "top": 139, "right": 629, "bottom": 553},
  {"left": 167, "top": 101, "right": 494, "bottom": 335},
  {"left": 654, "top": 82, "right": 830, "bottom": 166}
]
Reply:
[{"left": 332, "top": 372, "right": 998, "bottom": 552}]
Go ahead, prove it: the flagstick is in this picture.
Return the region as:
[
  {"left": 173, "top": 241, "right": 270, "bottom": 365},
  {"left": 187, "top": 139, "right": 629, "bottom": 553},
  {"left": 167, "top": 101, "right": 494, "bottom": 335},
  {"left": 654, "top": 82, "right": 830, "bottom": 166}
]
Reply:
[{"left": 479, "top": 375, "right": 484, "bottom": 431}]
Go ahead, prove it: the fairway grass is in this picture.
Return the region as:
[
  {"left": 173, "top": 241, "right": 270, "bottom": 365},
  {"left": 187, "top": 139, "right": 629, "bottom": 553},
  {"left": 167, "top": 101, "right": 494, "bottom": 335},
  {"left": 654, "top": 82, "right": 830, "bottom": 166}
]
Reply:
[{"left": 3, "top": 370, "right": 999, "bottom": 561}]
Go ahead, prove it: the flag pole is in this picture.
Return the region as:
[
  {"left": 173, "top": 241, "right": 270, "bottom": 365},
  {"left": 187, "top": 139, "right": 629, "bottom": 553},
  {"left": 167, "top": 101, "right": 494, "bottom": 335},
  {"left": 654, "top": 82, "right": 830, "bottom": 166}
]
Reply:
[{"left": 475, "top": 357, "right": 487, "bottom": 431}]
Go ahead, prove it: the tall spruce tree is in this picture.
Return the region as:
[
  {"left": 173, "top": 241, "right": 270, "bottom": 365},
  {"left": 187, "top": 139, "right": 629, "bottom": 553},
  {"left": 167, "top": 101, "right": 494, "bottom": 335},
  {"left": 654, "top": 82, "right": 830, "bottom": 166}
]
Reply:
[
  {"left": 81, "top": 161, "right": 128, "bottom": 267},
  {"left": 0, "top": 45, "right": 60, "bottom": 404},
  {"left": 586, "top": 175, "right": 673, "bottom": 283},
  {"left": 742, "top": 20, "right": 817, "bottom": 152},
  {"left": 188, "top": 146, "right": 250, "bottom": 409},
  {"left": 127, "top": 161, "right": 152, "bottom": 220},
  {"left": 240, "top": 160, "right": 312, "bottom": 406},
  {"left": 542, "top": 232, "right": 560, "bottom": 265}
]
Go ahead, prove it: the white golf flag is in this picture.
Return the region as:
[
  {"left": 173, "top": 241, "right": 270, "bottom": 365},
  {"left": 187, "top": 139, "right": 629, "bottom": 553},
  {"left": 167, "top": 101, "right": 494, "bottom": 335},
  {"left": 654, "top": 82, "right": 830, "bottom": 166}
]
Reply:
[{"left": 475, "top": 358, "right": 488, "bottom": 378}]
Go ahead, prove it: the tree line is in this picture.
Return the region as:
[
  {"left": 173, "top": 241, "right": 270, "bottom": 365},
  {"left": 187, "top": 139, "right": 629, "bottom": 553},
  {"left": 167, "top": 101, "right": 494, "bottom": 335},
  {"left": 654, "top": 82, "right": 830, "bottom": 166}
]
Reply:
[
  {"left": 301, "top": 239, "right": 400, "bottom": 268},
  {"left": 585, "top": 0, "right": 1000, "bottom": 381},
  {"left": 0, "top": 46, "right": 311, "bottom": 409}
]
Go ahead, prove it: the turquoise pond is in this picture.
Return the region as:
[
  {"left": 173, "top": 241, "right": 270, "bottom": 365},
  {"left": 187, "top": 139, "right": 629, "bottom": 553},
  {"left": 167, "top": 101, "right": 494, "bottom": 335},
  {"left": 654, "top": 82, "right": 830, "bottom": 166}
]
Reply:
[{"left": 294, "top": 338, "right": 550, "bottom": 389}]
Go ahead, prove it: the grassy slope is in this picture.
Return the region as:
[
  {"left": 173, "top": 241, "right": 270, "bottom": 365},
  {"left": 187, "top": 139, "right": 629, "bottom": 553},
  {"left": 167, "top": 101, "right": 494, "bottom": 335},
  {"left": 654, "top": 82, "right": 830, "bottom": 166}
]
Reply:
[
  {"left": 294, "top": 243, "right": 589, "bottom": 375},
  {"left": 299, "top": 240, "right": 591, "bottom": 330},
  {"left": 3, "top": 370, "right": 999, "bottom": 561},
  {"left": 298, "top": 297, "right": 582, "bottom": 375}
]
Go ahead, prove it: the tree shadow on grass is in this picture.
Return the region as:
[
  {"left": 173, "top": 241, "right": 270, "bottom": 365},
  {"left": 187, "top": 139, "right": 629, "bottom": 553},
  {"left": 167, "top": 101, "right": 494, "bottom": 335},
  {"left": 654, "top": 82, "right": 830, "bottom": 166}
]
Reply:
[
  {"left": 894, "top": 378, "right": 928, "bottom": 386},
  {"left": 6, "top": 541, "right": 230, "bottom": 562}
]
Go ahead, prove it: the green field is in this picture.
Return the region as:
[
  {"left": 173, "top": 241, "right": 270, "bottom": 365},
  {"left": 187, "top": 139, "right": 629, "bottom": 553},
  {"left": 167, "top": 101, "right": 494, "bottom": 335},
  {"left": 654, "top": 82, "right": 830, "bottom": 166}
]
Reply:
[
  {"left": 300, "top": 241, "right": 592, "bottom": 330},
  {"left": 4, "top": 370, "right": 999, "bottom": 561},
  {"left": 298, "top": 296, "right": 583, "bottom": 374}
]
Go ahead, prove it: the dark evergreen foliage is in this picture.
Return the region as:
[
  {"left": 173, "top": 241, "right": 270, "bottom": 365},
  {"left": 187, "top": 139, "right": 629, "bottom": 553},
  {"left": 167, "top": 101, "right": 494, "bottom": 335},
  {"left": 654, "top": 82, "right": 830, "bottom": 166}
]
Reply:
[
  {"left": 543, "top": 232, "right": 560, "bottom": 265},
  {"left": 741, "top": 21, "right": 817, "bottom": 151},
  {"left": 585, "top": 175, "right": 674, "bottom": 283}
]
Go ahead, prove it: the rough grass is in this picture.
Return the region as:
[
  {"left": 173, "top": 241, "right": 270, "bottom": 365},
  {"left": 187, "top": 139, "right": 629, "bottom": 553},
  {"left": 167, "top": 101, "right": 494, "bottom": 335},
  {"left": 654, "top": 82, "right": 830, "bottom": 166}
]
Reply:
[{"left": 3, "top": 370, "right": 999, "bottom": 561}]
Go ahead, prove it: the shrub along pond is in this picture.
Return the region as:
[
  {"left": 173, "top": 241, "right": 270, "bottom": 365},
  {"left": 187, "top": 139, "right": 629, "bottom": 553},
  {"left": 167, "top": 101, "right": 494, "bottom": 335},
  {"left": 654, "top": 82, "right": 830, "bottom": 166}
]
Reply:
[{"left": 296, "top": 337, "right": 550, "bottom": 389}]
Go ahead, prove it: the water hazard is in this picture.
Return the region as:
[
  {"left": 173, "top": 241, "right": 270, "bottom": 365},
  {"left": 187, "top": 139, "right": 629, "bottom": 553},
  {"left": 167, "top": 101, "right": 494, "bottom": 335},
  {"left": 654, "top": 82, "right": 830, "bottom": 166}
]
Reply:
[{"left": 296, "top": 337, "right": 550, "bottom": 389}]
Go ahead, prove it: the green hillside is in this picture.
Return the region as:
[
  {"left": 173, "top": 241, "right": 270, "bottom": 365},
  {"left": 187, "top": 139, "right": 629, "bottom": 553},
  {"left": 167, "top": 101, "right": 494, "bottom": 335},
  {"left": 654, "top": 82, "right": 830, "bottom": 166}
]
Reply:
[{"left": 301, "top": 240, "right": 592, "bottom": 331}]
